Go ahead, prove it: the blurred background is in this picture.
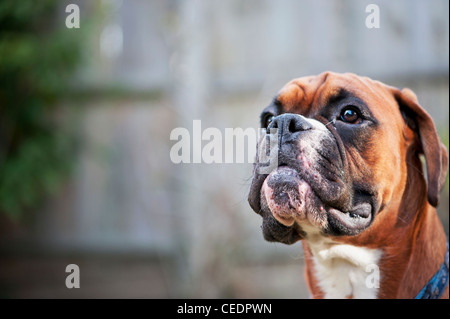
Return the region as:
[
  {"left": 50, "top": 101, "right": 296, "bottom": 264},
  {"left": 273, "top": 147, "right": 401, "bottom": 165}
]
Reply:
[{"left": 0, "top": 0, "right": 448, "bottom": 298}]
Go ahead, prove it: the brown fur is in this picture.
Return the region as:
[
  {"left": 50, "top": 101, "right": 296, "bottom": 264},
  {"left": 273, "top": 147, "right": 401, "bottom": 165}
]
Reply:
[{"left": 274, "top": 72, "right": 448, "bottom": 298}]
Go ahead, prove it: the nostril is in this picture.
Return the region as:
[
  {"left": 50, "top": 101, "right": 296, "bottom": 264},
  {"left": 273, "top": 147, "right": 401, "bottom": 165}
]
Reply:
[
  {"left": 266, "top": 118, "right": 278, "bottom": 133},
  {"left": 267, "top": 114, "right": 312, "bottom": 136},
  {"left": 288, "top": 119, "right": 296, "bottom": 133},
  {"left": 288, "top": 116, "right": 312, "bottom": 132}
]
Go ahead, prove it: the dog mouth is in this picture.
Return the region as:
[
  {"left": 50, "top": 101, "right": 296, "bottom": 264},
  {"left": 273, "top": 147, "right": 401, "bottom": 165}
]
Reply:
[
  {"left": 258, "top": 166, "right": 373, "bottom": 241},
  {"left": 261, "top": 166, "right": 314, "bottom": 227}
]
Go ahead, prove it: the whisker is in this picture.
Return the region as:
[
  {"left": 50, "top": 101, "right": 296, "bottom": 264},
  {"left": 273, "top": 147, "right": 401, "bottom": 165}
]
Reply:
[{"left": 324, "top": 118, "right": 336, "bottom": 126}]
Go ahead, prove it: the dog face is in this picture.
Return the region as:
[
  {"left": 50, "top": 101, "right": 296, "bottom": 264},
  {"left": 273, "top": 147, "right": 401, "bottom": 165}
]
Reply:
[{"left": 248, "top": 72, "right": 447, "bottom": 244}]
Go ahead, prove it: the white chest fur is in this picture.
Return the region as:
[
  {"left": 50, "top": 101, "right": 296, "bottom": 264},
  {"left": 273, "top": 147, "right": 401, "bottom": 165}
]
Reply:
[{"left": 308, "top": 239, "right": 382, "bottom": 299}]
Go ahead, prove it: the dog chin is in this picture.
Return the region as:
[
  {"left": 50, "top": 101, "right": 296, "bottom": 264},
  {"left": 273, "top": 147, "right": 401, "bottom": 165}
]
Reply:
[
  {"left": 260, "top": 166, "right": 373, "bottom": 240},
  {"left": 260, "top": 166, "right": 327, "bottom": 229}
]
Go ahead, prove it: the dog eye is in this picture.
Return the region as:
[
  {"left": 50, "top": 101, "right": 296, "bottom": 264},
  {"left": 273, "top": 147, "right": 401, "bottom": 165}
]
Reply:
[{"left": 339, "top": 107, "right": 361, "bottom": 124}]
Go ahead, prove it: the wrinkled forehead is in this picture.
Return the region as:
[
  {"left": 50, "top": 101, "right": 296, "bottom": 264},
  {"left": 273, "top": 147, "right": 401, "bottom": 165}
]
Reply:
[{"left": 276, "top": 72, "right": 398, "bottom": 119}]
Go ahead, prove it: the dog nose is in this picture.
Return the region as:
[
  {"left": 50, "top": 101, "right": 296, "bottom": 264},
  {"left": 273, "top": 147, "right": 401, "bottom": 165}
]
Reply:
[{"left": 267, "top": 114, "right": 312, "bottom": 138}]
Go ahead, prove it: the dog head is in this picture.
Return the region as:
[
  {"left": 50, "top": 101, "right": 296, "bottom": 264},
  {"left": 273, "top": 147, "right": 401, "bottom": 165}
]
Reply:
[{"left": 248, "top": 72, "right": 448, "bottom": 244}]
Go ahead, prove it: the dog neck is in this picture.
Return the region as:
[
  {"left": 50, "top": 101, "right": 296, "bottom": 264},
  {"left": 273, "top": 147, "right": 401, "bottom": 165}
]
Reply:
[
  {"left": 302, "top": 227, "right": 383, "bottom": 299},
  {"left": 302, "top": 155, "right": 448, "bottom": 299},
  {"left": 302, "top": 206, "right": 447, "bottom": 299},
  {"left": 396, "top": 203, "right": 448, "bottom": 298},
  {"left": 389, "top": 151, "right": 448, "bottom": 298}
]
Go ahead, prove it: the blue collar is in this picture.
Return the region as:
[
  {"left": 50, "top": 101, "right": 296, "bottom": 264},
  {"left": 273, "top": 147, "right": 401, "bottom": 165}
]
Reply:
[{"left": 415, "top": 242, "right": 449, "bottom": 299}]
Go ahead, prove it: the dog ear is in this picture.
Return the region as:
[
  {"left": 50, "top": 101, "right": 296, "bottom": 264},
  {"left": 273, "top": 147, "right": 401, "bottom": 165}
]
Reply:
[{"left": 392, "top": 87, "right": 448, "bottom": 207}]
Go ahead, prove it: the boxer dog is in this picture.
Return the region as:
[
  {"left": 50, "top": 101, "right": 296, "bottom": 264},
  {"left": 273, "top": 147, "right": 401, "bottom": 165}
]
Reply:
[{"left": 248, "top": 72, "right": 449, "bottom": 299}]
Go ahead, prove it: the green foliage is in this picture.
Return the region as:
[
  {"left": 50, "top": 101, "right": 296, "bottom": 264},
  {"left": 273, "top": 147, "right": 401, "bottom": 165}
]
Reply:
[{"left": 0, "top": 1, "right": 83, "bottom": 218}]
